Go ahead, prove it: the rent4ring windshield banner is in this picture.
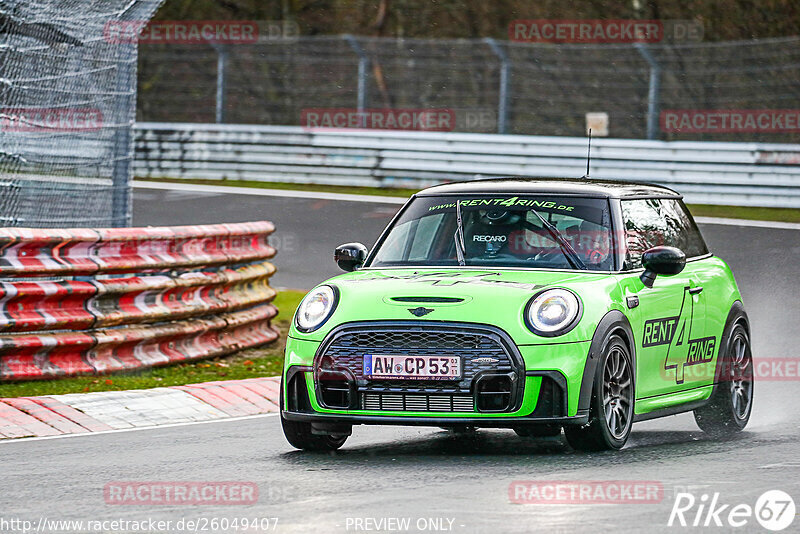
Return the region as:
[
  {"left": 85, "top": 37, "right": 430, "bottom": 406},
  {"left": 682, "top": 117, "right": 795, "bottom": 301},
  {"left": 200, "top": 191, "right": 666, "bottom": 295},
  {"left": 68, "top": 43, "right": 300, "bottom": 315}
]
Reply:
[{"left": 369, "top": 196, "right": 615, "bottom": 271}]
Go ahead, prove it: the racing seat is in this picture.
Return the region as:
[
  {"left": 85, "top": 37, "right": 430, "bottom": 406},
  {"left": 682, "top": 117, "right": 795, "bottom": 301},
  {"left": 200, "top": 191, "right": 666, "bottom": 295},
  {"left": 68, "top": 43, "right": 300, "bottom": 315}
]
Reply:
[{"left": 464, "top": 211, "right": 524, "bottom": 258}]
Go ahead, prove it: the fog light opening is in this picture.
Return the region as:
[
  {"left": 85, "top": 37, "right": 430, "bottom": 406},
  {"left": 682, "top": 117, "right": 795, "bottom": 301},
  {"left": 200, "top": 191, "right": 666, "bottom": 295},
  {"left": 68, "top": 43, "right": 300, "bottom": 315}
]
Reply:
[
  {"left": 318, "top": 369, "right": 354, "bottom": 409},
  {"left": 476, "top": 374, "right": 513, "bottom": 412}
]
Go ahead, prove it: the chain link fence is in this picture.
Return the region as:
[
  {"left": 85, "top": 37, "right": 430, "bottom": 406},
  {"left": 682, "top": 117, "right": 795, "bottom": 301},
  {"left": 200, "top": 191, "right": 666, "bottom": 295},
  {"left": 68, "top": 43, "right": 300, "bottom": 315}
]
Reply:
[
  {"left": 0, "top": 0, "right": 163, "bottom": 228},
  {"left": 137, "top": 34, "right": 800, "bottom": 143}
]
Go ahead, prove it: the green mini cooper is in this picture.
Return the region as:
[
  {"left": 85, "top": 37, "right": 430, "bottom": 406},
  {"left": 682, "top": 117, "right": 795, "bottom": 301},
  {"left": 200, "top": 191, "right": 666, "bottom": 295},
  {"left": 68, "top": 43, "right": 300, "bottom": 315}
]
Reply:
[{"left": 281, "top": 178, "right": 753, "bottom": 451}]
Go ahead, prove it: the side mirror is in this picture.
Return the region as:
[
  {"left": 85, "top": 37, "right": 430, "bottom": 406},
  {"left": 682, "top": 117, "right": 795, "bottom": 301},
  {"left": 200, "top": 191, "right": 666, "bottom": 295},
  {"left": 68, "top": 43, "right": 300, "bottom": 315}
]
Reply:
[
  {"left": 640, "top": 246, "right": 686, "bottom": 288},
  {"left": 334, "top": 242, "right": 368, "bottom": 272}
]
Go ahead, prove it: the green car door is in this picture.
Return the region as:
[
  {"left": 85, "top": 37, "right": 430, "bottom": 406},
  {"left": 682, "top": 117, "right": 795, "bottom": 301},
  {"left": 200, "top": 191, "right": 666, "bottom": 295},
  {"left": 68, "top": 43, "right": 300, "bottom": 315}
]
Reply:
[{"left": 617, "top": 198, "right": 717, "bottom": 401}]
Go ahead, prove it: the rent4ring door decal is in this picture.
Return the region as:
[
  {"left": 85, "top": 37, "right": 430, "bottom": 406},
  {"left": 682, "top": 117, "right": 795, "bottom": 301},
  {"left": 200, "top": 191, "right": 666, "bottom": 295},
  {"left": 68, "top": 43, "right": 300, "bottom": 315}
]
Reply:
[{"left": 642, "top": 286, "right": 717, "bottom": 385}]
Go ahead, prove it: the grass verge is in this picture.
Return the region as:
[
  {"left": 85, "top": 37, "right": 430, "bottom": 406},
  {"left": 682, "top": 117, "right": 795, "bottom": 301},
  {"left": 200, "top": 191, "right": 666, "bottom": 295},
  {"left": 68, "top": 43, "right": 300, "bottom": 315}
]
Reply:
[
  {"left": 140, "top": 177, "right": 800, "bottom": 223},
  {"left": 686, "top": 204, "right": 800, "bottom": 224},
  {"left": 0, "top": 290, "right": 307, "bottom": 399}
]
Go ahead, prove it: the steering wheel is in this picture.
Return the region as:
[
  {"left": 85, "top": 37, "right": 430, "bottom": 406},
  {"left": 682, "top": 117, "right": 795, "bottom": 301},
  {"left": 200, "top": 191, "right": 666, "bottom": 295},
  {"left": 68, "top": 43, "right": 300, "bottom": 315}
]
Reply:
[
  {"left": 585, "top": 248, "right": 605, "bottom": 264},
  {"left": 530, "top": 250, "right": 570, "bottom": 266}
]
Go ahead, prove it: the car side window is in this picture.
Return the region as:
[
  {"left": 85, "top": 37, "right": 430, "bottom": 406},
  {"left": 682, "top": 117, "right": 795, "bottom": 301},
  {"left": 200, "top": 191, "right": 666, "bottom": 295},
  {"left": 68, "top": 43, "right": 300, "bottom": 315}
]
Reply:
[
  {"left": 376, "top": 219, "right": 414, "bottom": 261},
  {"left": 621, "top": 198, "right": 709, "bottom": 269},
  {"left": 672, "top": 199, "right": 709, "bottom": 258},
  {"left": 408, "top": 214, "right": 445, "bottom": 260}
]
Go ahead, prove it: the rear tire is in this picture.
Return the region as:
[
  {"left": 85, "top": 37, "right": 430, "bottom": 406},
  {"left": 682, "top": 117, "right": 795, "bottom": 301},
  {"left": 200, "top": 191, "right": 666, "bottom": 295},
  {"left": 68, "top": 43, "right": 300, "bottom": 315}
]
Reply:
[
  {"left": 280, "top": 378, "right": 348, "bottom": 451},
  {"left": 564, "top": 334, "right": 634, "bottom": 451},
  {"left": 694, "top": 323, "right": 753, "bottom": 438}
]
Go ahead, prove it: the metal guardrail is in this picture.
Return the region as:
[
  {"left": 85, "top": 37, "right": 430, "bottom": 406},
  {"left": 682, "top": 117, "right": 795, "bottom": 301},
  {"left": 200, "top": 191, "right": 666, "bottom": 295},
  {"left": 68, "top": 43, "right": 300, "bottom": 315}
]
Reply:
[
  {"left": 134, "top": 123, "right": 800, "bottom": 208},
  {"left": 0, "top": 221, "right": 278, "bottom": 381}
]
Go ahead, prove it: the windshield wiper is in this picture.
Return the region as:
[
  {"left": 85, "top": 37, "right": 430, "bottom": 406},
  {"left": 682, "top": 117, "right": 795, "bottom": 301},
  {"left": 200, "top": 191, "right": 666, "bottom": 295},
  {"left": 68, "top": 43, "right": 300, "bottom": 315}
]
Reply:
[
  {"left": 529, "top": 208, "right": 587, "bottom": 270},
  {"left": 453, "top": 200, "right": 466, "bottom": 266}
]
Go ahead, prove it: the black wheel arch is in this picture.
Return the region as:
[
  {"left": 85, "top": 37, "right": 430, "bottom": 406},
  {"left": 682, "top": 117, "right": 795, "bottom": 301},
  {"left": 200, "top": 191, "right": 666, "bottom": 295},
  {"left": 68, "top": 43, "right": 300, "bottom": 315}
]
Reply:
[
  {"left": 727, "top": 299, "right": 750, "bottom": 335},
  {"left": 710, "top": 300, "right": 750, "bottom": 392},
  {"left": 577, "top": 309, "right": 636, "bottom": 414}
]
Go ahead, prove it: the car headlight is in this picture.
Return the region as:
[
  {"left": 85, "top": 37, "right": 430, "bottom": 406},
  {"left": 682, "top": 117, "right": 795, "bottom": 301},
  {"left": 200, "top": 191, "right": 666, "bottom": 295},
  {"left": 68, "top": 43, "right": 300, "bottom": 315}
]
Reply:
[
  {"left": 295, "top": 285, "right": 338, "bottom": 332},
  {"left": 524, "top": 288, "right": 582, "bottom": 337}
]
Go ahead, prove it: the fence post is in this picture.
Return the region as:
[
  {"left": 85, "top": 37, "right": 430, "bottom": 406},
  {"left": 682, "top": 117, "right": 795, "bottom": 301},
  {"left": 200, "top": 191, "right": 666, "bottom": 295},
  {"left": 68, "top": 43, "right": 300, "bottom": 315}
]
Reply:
[
  {"left": 343, "top": 35, "right": 369, "bottom": 114},
  {"left": 111, "top": 40, "right": 136, "bottom": 227},
  {"left": 635, "top": 43, "right": 661, "bottom": 140},
  {"left": 484, "top": 38, "right": 510, "bottom": 135},
  {"left": 214, "top": 44, "right": 228, "bottom": 123}
]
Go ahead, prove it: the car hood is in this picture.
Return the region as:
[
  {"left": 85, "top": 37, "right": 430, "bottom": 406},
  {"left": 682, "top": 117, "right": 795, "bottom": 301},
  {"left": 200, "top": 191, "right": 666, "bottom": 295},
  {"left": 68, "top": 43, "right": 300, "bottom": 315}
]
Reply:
[{"left": 291, "top": 268, "right": 623, "bottom": 344}]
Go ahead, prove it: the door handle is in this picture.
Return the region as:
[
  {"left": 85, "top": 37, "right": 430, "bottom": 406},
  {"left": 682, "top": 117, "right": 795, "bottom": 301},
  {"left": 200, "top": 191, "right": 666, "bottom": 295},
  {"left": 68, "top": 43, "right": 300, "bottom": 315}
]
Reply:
[{"left": 689, "top": 286, "right": 704, "bottom": 295}]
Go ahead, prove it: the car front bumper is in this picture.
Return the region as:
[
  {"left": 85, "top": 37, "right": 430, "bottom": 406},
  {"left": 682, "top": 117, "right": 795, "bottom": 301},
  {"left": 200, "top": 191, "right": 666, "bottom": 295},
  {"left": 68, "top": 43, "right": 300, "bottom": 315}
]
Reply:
[
  {"left": 283, "top": 321, "right": 592, "bottom": 427},
  {"left": 281, "top": 363, "right": 590, "bottom": 428}
]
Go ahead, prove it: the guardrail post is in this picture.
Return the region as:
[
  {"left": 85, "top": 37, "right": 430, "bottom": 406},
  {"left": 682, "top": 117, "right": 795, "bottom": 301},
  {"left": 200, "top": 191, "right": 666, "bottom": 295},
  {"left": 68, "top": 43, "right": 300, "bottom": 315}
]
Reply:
[
  {"left": 344, "top": 35, "right": 369, "bottom": 114},
  {"left": 635, "top": 43, "right": 661, "bottom": 140},
  {"left": 485, "top": 38, "right": 510, "bottom": 135},
  {"left": 214, "top": 44, "right": 228, "bottom": 123}
]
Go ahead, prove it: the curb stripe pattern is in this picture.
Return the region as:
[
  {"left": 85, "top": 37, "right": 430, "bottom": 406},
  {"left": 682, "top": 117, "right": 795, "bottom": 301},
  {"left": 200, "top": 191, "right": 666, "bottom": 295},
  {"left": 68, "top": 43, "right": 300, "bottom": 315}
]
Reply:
[
  {"left": 0, "top": 222, "right": 276, "bottom": 277},
  {"left": 0, "top": 376, "right": 281, "bottom": 439},
  {"left": 0, "top": 262, "right": 277, "bottom": 333},
  {"left": 3, "top": 397, "right": 90, "bottom": 435},
  {"left": 0, "top": 305, "right": 279, "bottom": 380}
]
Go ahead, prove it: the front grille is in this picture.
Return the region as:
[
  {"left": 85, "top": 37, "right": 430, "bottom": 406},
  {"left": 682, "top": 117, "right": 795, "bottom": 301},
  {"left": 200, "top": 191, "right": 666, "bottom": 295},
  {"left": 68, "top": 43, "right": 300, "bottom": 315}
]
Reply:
[
  {"left": 317, "top": 324, "right": 517, "bottom": 396},
  {"left": 363, "top": 392, "right": 475, "bottom": 412}
]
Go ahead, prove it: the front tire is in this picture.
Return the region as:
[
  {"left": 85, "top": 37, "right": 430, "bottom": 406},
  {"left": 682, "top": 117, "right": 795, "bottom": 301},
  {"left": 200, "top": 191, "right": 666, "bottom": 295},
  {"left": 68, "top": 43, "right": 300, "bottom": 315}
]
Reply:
[
  {"left": 565, "top": 334, "right": 634, "bottom": 451},
  {"left": 694, "top": 323, "right": 753, "bottom": 437},
  {"left": 280, "top": 416, "right": 348, "bottom": 451},
  {"left": 280, "top": 378, "right": 348, "bottom": 451}
]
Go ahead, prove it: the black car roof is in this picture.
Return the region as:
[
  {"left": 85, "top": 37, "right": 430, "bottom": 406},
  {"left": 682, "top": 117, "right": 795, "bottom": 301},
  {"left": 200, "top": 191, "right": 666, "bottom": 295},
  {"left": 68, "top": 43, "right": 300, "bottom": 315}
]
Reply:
[{"left": 416, "top": 177, "right": 681, "bottom": 199}]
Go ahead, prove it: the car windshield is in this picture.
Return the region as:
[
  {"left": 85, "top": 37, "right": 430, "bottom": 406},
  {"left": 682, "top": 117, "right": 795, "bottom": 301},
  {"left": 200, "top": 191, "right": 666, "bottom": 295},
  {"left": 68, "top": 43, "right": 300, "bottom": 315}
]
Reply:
[{"left": 369, "top": 194, "right": 615, "bottom": 270}]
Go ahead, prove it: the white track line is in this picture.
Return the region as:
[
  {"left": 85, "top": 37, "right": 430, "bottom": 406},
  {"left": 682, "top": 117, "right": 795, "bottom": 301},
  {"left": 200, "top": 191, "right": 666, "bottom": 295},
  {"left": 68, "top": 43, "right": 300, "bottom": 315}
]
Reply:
[
  {"left": 0, "top": 412, "right": 279, "bottom": 445},
  {"left": 134, "top": 181, "right": 800, "bottom": 230},
  {"left": 133, "top": 180, "right": 408, "bottom": 205}
]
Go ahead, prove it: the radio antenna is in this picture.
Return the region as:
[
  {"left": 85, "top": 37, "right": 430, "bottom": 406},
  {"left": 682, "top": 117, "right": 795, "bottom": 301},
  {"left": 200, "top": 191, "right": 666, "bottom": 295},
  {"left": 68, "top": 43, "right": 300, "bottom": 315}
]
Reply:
[{"left": 584, "top": 128, "right": 592, "bottom": 178}]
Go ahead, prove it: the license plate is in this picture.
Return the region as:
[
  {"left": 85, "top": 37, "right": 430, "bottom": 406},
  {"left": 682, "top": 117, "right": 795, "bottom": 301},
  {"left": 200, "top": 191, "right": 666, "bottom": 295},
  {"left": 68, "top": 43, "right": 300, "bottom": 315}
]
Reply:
[{"left": 363, "top": 354, "right": 461, "bottom": 380}]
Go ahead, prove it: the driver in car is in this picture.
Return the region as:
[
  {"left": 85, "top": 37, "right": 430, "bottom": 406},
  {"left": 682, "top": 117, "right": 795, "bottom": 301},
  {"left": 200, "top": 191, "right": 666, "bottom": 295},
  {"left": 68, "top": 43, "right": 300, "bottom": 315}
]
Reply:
[{"left": 465, "top": 209, "right": 609, "bottom": 267}]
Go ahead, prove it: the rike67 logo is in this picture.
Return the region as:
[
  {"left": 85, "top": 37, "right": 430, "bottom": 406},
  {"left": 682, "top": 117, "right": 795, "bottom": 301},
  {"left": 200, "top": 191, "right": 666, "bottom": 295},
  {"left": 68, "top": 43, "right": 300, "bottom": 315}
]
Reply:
[{"left": 669, "top": 490, "right": 796, "bottom": 531}]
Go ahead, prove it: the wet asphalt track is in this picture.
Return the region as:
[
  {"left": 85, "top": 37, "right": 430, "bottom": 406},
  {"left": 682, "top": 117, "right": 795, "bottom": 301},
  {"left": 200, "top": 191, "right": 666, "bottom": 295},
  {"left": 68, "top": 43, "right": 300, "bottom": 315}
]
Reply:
[{"left": 1, "top": 185, "right": 798, "bottom": 533}]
